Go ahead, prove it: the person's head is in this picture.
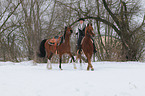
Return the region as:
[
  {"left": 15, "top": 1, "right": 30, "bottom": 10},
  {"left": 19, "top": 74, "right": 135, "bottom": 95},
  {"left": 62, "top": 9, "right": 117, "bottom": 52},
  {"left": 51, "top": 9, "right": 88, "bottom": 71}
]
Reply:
[{"left": 78, "top": 18, "right": 85, "bottom": 24}]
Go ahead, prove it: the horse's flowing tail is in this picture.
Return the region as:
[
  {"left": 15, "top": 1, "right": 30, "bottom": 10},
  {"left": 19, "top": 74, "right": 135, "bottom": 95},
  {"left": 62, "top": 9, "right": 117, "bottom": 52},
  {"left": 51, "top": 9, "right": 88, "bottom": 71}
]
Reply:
[{"left": 38, "top": 39, "right": 47, "bottom": 58}]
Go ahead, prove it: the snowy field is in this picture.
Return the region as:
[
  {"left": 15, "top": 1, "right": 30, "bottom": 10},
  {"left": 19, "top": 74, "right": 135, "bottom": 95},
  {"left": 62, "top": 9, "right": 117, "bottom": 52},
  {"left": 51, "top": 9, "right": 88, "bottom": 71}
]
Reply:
[{"left": 0, "top": 61, "right": 145, "bottom": 96}]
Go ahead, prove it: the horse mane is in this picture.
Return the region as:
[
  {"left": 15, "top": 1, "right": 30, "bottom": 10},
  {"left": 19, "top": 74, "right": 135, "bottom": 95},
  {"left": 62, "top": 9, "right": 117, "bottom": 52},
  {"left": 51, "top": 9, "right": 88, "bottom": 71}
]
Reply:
[
  {"left": 59, "top": 26, "right": 67, "bottom": 44},
  {"left": 85, "top": 26, "right": 88, "bottom": 35},
  {"left": 63, "top": 26, "right": 67, "bottom": 40}
]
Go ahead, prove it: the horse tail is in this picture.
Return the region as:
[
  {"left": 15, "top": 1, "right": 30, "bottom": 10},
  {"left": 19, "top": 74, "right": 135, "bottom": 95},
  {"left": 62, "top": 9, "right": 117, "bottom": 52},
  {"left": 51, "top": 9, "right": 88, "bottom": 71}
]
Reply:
[{"left": 38, "top": 39, "right": 47, "bottom": 58}]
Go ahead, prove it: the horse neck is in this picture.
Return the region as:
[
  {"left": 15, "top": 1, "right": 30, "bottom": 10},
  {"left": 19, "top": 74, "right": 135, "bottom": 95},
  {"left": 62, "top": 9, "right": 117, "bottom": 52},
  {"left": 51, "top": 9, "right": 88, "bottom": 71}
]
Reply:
[
  {"left": 85, "top": 31, "right": 91, "bottom": 39},
  {"left": 63, "top": 34, "right": 70, "bottom": 45}
]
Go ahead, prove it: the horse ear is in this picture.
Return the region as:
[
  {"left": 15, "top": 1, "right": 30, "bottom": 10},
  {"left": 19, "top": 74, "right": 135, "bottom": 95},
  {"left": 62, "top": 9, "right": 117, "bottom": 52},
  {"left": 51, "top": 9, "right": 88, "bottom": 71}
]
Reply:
[
  {"left": 65, "top": 26, "right": 67, "bottom": 30},
  {"left": 87, "top": 23, "right": 89, "bottom": 27}
]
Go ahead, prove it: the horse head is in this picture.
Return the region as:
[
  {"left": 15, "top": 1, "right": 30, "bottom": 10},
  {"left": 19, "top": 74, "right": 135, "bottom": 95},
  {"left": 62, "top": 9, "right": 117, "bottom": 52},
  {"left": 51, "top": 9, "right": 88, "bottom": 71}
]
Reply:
[
  {"left": 65, "top": 26, "right": 73, "bottom": 35},
  {"left": 61, "top": 26, "right": 73, "bottom": 42},
  {"left": 85, "top": 23, "right": 95, "bottom": 37}
]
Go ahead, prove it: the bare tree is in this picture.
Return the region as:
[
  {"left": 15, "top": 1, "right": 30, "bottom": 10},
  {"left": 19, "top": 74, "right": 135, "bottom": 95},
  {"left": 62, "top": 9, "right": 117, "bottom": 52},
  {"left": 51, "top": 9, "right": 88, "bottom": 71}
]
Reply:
[
  {"left": 56, "top": 0, "right": 145, "bottom": 61},
  {"left": 0, "top": 0, "right": 22, "bottom": 61},
  {"left": 0, "top": 0, "right": 145, "bottom": 62}
]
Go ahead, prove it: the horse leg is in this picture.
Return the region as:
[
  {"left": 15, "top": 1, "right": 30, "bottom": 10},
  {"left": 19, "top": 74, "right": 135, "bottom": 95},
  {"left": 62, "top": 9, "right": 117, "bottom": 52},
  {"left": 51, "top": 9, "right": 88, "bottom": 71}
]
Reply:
[
  {"left": 79, "top": 57, "right": 83, "bottom": 70},
  {"left": 87, "top": 57, "right": 94, "bottom": 71},
  {"left": 89, "top": 62, "right": 94, "bottom": 71},
  {"left": 47, "top": 52, "right": 53, "bottom": 70},
  {"left": 47, "top": 59, "right": 52, "bottom": 69},
  {"left": 87, "top": 59, "right": 90, "bottom": 70},
  {"left": 69, "top": 53, "right": 77, "bottom": 69},
  {"left": 76, "top": 53, "right": 82, "bottom": 69},
  {"left": 86, "top": 54, "right": 94, "bottom": 71},
  {"left": 59, "top": 55, "right": 63, "bottom": 70}
]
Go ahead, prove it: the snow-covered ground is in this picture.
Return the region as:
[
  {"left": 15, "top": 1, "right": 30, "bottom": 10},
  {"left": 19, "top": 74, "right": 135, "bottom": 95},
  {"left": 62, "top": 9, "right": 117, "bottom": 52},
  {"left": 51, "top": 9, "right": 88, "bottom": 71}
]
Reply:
[{"left": 0, "top": 61, "right": 145, "bottom": 96}]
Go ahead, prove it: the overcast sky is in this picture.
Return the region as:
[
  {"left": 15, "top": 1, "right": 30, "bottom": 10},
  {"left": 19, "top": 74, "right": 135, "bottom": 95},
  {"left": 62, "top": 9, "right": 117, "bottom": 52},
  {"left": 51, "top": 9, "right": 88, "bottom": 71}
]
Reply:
[{"left": 141, "top": 0, "right": 145, "bottom": 11}]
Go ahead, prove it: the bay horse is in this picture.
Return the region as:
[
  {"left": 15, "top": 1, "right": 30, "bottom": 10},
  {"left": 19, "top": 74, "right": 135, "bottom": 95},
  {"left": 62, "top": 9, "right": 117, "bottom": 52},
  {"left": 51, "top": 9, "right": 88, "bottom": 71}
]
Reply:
[
  {"left": 38, "top": 26, "right": 76, "bottom": 70},
  {"left": 77, "top": 23, "right": 95, "bottom": 71}
]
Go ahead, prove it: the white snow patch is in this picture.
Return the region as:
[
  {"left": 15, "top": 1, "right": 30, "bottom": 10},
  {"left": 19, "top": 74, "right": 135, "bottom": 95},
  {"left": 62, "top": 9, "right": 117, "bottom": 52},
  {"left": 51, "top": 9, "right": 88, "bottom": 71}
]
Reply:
[{"left": 0, "top": 61, "right": 145, "bottom": 96}]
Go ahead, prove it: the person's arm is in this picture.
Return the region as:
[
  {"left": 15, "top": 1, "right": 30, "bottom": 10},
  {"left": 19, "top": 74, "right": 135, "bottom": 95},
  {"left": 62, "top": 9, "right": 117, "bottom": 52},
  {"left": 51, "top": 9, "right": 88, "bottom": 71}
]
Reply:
[{"left": 76, "top": 23, "right": 80, "bottom": 35}]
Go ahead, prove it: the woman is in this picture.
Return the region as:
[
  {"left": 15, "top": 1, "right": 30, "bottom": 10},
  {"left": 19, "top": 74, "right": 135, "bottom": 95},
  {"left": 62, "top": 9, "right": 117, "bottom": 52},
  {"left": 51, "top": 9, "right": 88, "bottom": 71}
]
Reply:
[{"left": 76, "top": 18, "right": 97, "bottom": 54}]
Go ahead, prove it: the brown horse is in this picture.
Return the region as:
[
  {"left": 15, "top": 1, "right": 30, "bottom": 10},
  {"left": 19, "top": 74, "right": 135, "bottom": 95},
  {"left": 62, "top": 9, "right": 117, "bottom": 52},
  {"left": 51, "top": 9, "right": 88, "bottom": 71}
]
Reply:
[
  {"left": 38, "top": 26, "right": 76, "bottom": 70},
  {"left": 77, "top": 23, "right": 95, "bottom": 71}
]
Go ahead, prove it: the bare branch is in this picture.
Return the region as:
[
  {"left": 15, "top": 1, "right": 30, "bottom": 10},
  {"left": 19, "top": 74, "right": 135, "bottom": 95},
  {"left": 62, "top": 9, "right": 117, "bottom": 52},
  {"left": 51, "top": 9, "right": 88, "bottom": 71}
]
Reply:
[{"left": 0, "top": 0, "right": 23, "bottom": 34}]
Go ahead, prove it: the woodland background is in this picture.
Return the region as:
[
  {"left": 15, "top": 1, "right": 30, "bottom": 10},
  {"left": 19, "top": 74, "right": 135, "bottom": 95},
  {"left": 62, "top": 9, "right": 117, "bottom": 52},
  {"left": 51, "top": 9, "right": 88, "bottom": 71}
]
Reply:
[{"left": 0, "top": 0, "right": 145, "bottom": 62}]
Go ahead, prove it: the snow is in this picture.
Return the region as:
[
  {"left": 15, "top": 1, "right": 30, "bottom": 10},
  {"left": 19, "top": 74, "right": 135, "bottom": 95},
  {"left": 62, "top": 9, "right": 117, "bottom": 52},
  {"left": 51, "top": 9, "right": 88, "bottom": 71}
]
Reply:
[{"left": 0, "top": 61, "right": 145, "bottom": 96}]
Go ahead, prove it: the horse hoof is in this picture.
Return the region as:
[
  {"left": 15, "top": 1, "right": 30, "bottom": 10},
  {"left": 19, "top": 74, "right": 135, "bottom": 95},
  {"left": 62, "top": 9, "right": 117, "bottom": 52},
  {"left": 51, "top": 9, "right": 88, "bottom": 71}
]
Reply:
[
  {"left": 47, "top": 67, "right": 52, "bottom": 70},
  {"left": 74, "top": 67, "right": 77, "bottom": 69},
  {"left": 91, "top": 69, "right": 94, "bottom": 71}
]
